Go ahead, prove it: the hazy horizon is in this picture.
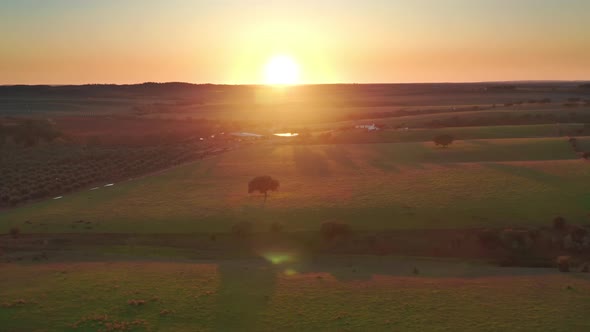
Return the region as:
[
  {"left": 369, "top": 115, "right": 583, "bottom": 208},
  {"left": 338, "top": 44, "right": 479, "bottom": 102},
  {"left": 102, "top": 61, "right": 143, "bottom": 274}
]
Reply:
[
  {"left": 2, "top": 0, "right": 590, "bottom": 85},
  {"left": 2, "top": 79, "right": 590, "bottom": 87}
]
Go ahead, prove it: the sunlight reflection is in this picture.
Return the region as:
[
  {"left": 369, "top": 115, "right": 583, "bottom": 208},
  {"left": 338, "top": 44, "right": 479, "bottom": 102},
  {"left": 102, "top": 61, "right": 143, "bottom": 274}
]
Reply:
[{"left": 273, "top": 133, "right": 299, "bottom": 137}]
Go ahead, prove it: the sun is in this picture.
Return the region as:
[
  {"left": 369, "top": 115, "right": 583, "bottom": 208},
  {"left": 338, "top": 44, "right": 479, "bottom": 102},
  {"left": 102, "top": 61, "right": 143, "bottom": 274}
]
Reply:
[{"left": 264, "top": 55, "right": 300, "bottom": 85}]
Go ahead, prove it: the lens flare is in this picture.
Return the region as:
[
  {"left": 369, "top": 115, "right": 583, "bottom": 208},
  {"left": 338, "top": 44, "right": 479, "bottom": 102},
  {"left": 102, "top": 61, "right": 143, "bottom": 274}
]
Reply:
[{"left": 262, "top": 252, "right": 294, "bottom": 265}]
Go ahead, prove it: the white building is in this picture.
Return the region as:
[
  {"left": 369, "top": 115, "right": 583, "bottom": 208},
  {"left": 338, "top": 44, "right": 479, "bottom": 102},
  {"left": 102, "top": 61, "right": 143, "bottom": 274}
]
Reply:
[{"left": 355, "top": 123, "right": 379, "bottom": 131}]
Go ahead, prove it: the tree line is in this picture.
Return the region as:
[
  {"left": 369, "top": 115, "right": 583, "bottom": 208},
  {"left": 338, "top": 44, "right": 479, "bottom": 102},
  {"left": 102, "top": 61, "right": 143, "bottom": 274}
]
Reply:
[{"left": 0, "top": 119, "right": 62, "bottom": 147}]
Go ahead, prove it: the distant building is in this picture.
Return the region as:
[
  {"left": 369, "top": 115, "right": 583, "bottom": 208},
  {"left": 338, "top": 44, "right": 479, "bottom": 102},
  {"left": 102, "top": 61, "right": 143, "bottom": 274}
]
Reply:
[{"left": 355, "top": 123, "right": 379, "bottom": 131}]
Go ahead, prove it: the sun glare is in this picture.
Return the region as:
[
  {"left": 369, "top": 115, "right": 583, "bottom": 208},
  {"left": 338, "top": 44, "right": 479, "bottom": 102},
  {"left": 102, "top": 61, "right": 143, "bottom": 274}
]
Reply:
[{"left": 264, "top": 55, "right": 300, "bottom": 85}]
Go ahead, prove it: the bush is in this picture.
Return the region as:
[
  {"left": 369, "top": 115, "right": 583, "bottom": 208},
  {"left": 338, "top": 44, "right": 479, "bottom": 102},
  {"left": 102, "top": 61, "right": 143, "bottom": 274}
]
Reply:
[
  {"left": 127, "top": 299, "right": 146, "bottom": 306},
  {"left": 553, "top": 216, "right": 567, "bottom": 231},
  {"left": 232, "top": 221, "right": 253, "bottom": 237},
  {"left": 557, "top": 256, "right": 571, "bottom": 272},
  {"left": 269, "top": 221, "right": 284, "bottom": 233},
  {"left": 320, "top": 222, "right": 351, "bottom": 240},
  {"left": 501, "top": 229, "right": 530, "bottom": 250},
  {"left": 477, "top": 229, "right": 501, "bottom": 249},
  {"left": 433, "top": 134, "right": 454, "bottom": 147},
  {"left": 569, "top": 137, "right": 578, "bottom": 147},
  {"left": 527, "top": 228, "right": 541, "bottom": 242},
  {"left": 570, "top": 226, "right": 588, "bottom": 243},
  {"left": 9, "top": 227, "right": 20, "bottom": 239},
  {"left": 9, "top": 197, "right": 20, "bottom": 206}
]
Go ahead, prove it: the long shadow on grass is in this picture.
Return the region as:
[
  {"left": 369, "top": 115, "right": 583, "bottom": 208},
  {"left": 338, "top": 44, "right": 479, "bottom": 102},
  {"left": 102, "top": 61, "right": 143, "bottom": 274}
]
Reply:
[
  {"left": 323, "top": 146, "right": 359, "bottom": 170},
  {"left": 213, "top": 260, "right": 277, "bottom": 331},
  {"left": 367, "top": 152, "right": 426, "bottom": 172},
  {"left": 293, "top": 146, "right": 331, "bottom": 176},
  {"left": 368, "top": 159, "right": 401, "bottom": 172},
  {"left": 484, "top": 162, "right": 560, "bottom": 184},
  {"left": 467, "top": 140, "right": 492, "bottom": 146}
]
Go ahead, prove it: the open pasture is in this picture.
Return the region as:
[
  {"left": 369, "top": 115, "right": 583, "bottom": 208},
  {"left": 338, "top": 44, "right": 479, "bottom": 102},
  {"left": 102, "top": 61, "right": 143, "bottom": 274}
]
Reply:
[
  {"left": 1, "top": 259, "right": 589, "bottom": 331},
  {"left": 313, "top": 106, "right": 590, "bottom": 131},
  {"left": 2, "top": 137, "right": 589, "bottom": 233},
  {"left": 331, "top": 123, "right": 586, "bottom": 144}
]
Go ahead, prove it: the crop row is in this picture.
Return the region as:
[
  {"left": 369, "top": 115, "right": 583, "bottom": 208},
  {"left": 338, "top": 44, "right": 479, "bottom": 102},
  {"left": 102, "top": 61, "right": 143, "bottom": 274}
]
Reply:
[{"left": 1, "top": 142, "right": 220, "bottom": 207}]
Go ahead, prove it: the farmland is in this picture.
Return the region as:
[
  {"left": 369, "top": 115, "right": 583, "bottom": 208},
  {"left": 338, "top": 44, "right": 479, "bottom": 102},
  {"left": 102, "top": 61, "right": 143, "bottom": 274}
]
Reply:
[
  {"left": 1, "top": 259, "right": 590, "bottom": 331},
  {"left": 2, "top": 82, "right": 590, "bottom": 331},
  {"left": 2, "top": 137, "right": 590, "bottom": 233},
  {"left": 0, "top": 142, "right": 229, "bottom": 208}
]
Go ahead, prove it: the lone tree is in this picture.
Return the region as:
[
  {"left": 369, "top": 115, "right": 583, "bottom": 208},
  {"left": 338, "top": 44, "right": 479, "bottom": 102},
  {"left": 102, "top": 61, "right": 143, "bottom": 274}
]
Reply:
[
  {"left": 433, "top": 134, "right": 454, "bottom": 147},
  {"left": 248, "top": 176, "right": 279, "bottom": 201}
]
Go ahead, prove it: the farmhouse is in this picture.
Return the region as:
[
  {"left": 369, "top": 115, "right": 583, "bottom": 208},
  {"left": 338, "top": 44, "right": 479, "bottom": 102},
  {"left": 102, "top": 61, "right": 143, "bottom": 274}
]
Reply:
[{"left": 355, "top": 123, "right": 379, "bottom": 131}]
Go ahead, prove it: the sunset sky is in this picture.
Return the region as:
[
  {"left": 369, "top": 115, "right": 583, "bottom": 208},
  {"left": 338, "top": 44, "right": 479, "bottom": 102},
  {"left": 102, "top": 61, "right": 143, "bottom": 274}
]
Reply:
[{"left": 1, "top": 0, "right": 589, "bottom": 85}]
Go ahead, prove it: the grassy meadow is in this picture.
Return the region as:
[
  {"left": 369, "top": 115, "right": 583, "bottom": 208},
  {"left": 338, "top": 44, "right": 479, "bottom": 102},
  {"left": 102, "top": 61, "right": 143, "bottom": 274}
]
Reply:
[
  {"left": 2, "top": 83, "right": 590, "bottom": 331},
  {"left": 2, "top": 136, "right": 589, "bottom": 233},
  {"left": 2, "top": 259, "right": 590, "bottom": 331},
  {"left": 331, "top": 123, "right": 583, "bottom": 144}
]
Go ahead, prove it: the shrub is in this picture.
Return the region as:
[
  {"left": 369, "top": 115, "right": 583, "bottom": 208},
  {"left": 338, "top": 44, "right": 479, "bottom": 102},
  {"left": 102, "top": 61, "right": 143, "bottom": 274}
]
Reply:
[
  {"left": 582, "top": 152, "right": 590, "bottom": 160},
  {"left": 527, "top": 228, "right": 541, "bottom": 242},
  {"left": 9, "top": 227, "right": 20, "bottom": 239},
  {"left": 232, "top": 221, "right": 253, "bottom": 237},
  {"left": 127, "top": 299, "right": 146, "bottom": 306},
  {"left": 320, "top": 222, "right": 351, "bottom": 240},
  {"left": 159, "top": 309, "right": 173, "bottom": 316},
  {"left": 557, "top": 256, "right": 571, "bottom": 272},
  {"left": 9, "top": 197, "right": 20, "bottom": 206},
  {"left": 501, "top": 229, "right": 529, "bottom": 250},
  {"left": 270, "top": 221, "right": 284, "bottom": 233},
  {"left": 570, "top": 226, "right": 588, "bottom": 243},
  {"left": 433, "top": 134, "right": 454, "bottom": 147},
  {"left": 553, "top": 216, "right": 567, "bottom": 231},
  {"left": 477, "top": 229, "right": 502, "bottom": 249}
]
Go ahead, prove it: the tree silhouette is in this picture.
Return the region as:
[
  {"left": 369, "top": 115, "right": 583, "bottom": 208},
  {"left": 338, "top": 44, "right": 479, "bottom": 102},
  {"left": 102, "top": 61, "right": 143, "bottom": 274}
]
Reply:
[
  {"left": 248, "top": 176, "right": 279, "bottom": 201},
  {"left": 0, "top": 123, "right": 6, "bottom": 147},
  {"left": 433, "top": 134, "right": 454, "bottom": 147},
  {"left": 11, "top": 119, "right": 61, "bottom": 147}
]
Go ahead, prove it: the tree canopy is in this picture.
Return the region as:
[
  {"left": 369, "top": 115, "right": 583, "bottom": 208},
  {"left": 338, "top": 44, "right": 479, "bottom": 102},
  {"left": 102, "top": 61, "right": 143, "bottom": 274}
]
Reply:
[
  {"left": 248, "top": 176, "right": 279, "bottom": 201},
  {"left": 433, "top": 134, "right": 454, "bottom": 147},
  {"left": 1, "top": 119, "right": 62, "bottom": 147}
]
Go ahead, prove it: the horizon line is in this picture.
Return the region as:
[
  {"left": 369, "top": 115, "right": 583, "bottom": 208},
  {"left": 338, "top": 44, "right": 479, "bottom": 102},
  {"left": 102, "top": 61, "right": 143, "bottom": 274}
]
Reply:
[{"left": 2, "top": 79, "right": 590, "bottom": 87}]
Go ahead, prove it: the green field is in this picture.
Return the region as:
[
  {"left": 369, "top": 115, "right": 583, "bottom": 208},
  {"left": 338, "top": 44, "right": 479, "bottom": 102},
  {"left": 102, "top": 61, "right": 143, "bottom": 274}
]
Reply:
[
  {"left": 1, "top": 259, "right": 589, "bottom": 331},
  {"left": 3, "top": 84, "right": 590, "bottom": 331},
  {"left": 312, "top": 107, "right": 590, "bottom": 131},
  {"left": 332, "top": 123, "right": 585, "bottom": 144},
  {"left": 3, "top": 137, "right": 589, "bottom": 233}
]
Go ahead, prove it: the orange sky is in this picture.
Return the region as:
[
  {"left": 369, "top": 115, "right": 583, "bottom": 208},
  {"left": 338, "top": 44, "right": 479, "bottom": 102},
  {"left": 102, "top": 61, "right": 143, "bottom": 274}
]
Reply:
[{"left": 1, "top": 0, "right": 589, "bottom": 84}]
